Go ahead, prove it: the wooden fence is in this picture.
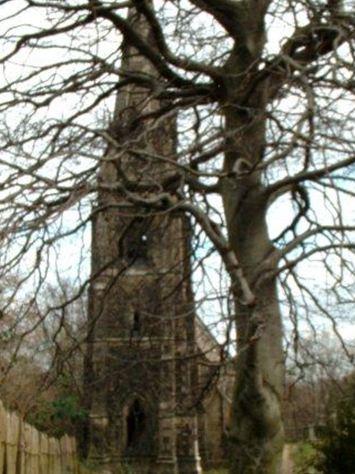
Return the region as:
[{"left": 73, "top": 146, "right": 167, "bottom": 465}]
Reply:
[{"left": 0, "top": 400, "right": 91, "bottom": 473}]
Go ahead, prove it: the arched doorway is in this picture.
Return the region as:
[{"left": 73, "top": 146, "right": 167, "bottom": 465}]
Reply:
[{"left": 126, "top": 399, "right": 146, "bottom": 450}]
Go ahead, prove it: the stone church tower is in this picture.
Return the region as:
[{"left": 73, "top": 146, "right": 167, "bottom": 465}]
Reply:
[{"left": 85, "top": 7, "right": 203, "bottom": 474}]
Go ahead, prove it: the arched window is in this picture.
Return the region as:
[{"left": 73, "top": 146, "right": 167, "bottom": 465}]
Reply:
[
  {"left": 124, "top": 218, "right": 150, "bottom": 264},
  {"left": 126, "top": 399, "right": 146, "bottom": 448},
  {"left": 126, "top": 232, "right": 148, "bottom": 262}
]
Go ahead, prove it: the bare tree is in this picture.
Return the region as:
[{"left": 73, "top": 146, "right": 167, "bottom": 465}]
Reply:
[
  {"left": 0, "top": 275, "right": 86, "bottom": 438},
  {"left": 284, "top": 332, "right": 355, "bottom": 441},
  {"left": 0, "top": 0, "right": 354, "bottom": 472}
]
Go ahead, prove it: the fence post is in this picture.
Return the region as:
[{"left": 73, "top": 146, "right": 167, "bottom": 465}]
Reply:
[
  {"left": 49, "top": 437, "right": 57, "bottom": 474},
  {"left": 0, "top": 401, "right": 81, "bottom": 474},
  {"left": 28, "top": 424, "right": 40, "bottom": 474},
  {"left": 54, "top": 437, "right": 62, "bottom": 474},
  {"left": 61, "top": 435, "right": 72, "bottom": 473},
  {"left": 6, "top": 411, "right": 20, "bottom": 474},
  {"left": 0, "top": 400, "right": 6, "bottom": 474},
  {"left": 23, "top": 421, "right": 32, "bottom": 474},
  {"left": 40, "top": 432, "right": 50, "bottom": 474}
]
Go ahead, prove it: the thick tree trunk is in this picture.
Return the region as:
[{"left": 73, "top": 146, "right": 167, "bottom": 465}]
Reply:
[
  {"left": 229, "top": 283, "right": 284, "bottom": 474},
  {"left": 221, "top": 82, "right": 284, "bottom": 472}
]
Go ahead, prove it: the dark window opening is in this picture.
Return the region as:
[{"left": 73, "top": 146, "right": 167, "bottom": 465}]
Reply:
[
  {"left": 126, "top": 399, "right": 146, "bottom": 448},
  {"left": 126, "top": 232, "right": 149, "bottom": 263},
  {"left": 121, "top": 217, "right": 151, "bottom": 265},
  {"left": 131, "top": 310, "right": 141, "bottom": 337}
]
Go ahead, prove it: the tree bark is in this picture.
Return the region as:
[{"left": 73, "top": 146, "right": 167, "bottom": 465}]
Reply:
[{"left": 220, "top": 50, "right": 285, "bottom": 472}]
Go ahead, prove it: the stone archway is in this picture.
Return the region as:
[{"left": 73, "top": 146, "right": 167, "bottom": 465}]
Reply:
[
  {"left": 122, "top": 396, "right": 154, "bottom": 457},
  {"left": 126, "top": 399, "right": 146, "bottom": 449}
]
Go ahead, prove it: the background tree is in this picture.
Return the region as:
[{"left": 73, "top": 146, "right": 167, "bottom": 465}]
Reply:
[
  {"left": 284, "top": 332, "right": 354, "bottom": 441},
  {"left": 0, "top": 276, "right": 87, "bottom": 435},
  {"left": 0, "top": 1, "right": 354, "bottom": 473}
]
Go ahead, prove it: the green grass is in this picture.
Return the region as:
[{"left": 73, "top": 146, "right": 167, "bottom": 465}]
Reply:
[
  {"left": 292, "top": 442, "right": 320, "bottom": 474},
  {"left": 204, "top": 470, "right": 228, "bottom": 474}
]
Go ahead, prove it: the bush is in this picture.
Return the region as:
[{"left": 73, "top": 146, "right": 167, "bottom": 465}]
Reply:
[
  {"left": 315, "top": 374, "right": 355, "bottom": 474},
  {"left": 28, "top": 393, "right": 87, "bottom": 437}
]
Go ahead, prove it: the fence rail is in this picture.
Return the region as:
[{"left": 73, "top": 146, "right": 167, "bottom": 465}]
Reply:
[{"left": 0, "top": 400, "right": 90, "bottom": 473}]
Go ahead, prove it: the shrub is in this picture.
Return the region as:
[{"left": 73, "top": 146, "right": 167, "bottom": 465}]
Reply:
[
  {"left": 315, "top": 374, "right": 355, "bottom": 474},
  {"left": 28, "top": 393, "right": 87, "bottom": 437}
]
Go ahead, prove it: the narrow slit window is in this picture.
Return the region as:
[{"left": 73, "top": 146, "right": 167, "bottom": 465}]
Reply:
[{"left": 131, "top": 310, "right": 141, "bottom": 337}]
